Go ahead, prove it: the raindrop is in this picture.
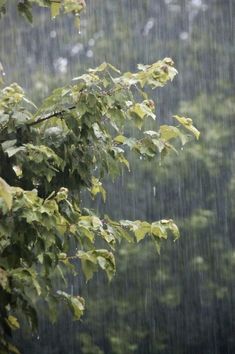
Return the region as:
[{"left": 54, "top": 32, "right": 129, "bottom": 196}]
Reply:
[
  {"left": 180, "top": 32, "right": 189, "bottom": 41},
  {"left": 71, "top": 43, "right": 84, "bottom": 55},
  {"left": 191, "top": 0, "right": 202, "bottom": 7},
  {"left": 153, "top": 186, "right": 156, "bottom": 197},
  {"left": 94, "top": 30, "right": 104, "bottom": 40},
  {"left": 54, "top": 57, "right": 68, "bottom": 74},
  {"left": 88, "top": 38, "right": 95, "bottom": 47},
  {"left": 86, "top": 49, "right": 93, "bottom": 58},
  {"left": 143, "top": 18, "right": 155, "bottom": 36},
  {"left": 50, "top": 30, "right": 57, "bottom": 39}
]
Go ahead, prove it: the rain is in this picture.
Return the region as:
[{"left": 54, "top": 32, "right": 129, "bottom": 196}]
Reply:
[{"left": 0, "top": 0, "right": 234, "bottom": 353}]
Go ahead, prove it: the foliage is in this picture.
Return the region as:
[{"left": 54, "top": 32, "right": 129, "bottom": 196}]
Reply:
[
  {"left": 6, "top": 1, "right": 233, "bottom": 353},
  {"left": 0, "top": 0, "right": 86, "bottom": 25},
  {"left": 0, "top": 57, "right": 198, "bottom": 353}
]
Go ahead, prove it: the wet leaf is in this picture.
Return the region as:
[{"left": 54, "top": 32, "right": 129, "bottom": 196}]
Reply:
[
  {"left": 51, "top": 1, "right": 61, "bottom": 18},
  {"left": 5, "top": 316, "right": 20, "bottom": 330},
  {"left": 0, "top": 177, "right": 12, "bottom": 210},
  {"left": 173, "top": 115, "right": 200, "bottom": 140}
]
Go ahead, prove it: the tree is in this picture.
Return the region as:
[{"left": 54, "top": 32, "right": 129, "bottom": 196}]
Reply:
[{"left": 0, "top": 2, "right": 199, "bottom": 353}]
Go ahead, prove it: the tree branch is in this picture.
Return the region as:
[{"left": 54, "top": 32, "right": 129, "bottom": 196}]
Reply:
[
  {"left": 27, "top": 86, "right": 124, "bottom": 127},
  {"left": 27, "top": 105, "right": 76, "bottom": 127}
]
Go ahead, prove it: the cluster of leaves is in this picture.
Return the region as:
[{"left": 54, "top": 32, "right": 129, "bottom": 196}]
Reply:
[
  {"left": 0, "top": 0, "right": 86, "bottom": 25},
  {"left": 0, "top": 59, "right": 198, "bottom": 353}
]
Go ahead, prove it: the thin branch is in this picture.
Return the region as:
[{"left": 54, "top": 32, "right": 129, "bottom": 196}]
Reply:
[
  {"left": 27, "top": 85, "right": 125, "bottom": 127},
  {"left": 27, "top": 105, "right": 76, "bottom": 127}
]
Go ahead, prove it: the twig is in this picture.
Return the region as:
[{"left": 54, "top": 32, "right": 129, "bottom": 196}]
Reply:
[
  {"left": 27, "top": 105, "right": 76, "bottom": 127},
  {"left": 27, "top": 85, "right": 126, "bottom": 127}
]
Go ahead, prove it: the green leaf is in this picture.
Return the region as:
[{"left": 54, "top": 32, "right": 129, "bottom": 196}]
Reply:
[
  {"left": 51, "top": 1, "right": 61, "bottom": 18},
  {"left": 167, "top": 220, "right": 180, "bottom": 241},
  {"left": 90, "top": 177, "right": 106, "bottom": 202},
  {"left": 17, "top": 2, "right": 33, "bottom": 23},
  {"left": 114, "top": 135, "right": 126, "bottom": 144},
  {"left": 63, "top": 0, "right": 86, "bottom": 14},
  {"left": 10, "top": 268, "right": 42, "bottom": 296},
  {"left": 5, "top": 316, "right": 20, "bottom": 330},
  {"left": 173, "top": 115, "right": 200, "bottom": 140},
  {"left": 0, "top": 268, "right": 8, "bottom": 289},
  {"left": 151, "top": 222, "right": 168, "bottom": 239},
  {"left": 160, "top": 125, "right": 181, "bottom": 141},
  {"left": 0, "top": 0, "right": 6, "bottom": 9},
  {"left": 57, "top": 291, "right": 85, "bottom": 320},
  {"left": 95, "top": 250, "right": 116, "bottom": 281},
  {"left": 77, "top": 250, "right": 116, "bottom": 281},
  {"left": 133, "top": 221, "right": 151, "bottom": 242},
  {"left": 5, "top": 342, "right": 21, "bottom": 354},
  {"left": 153, "top": 238, "right": 161, "bottom": 255},
  {"left": 0, "top": 177, "right": 12, "bottom": 210}
]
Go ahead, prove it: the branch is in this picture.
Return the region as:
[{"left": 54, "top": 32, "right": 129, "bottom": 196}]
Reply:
[
  {"left": 27, "top": 85, "right": 125, "bottom": 127},
  {"left": 27, "top": 105, "right": 76, "bottom": 127}
]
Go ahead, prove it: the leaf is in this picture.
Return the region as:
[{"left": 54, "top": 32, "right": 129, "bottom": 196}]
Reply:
[
  {"left": 57, "top": 291, "right": 85, "bottom": 320},
  {"left": 153, "top": 238, "right": 161, "bottom": 255},
  {"left": 81, "top": 259, "right": 97, "bottom": 281},
  {"left": 10, "top": 268, "right": 41, "bottom": 295},
  {"left": 17, "top": 2, "right": 33, "bottom": 23},
  {"left": 0, "top": 1, "right": 6, "bottom": 9},
  {"left": 129, "top": 102, "right": 156, "bottom": 121},
  {"left": 120, "top": 219, "right": 180, "bottom": 244},
  {"left": 144, "top": 130, "right": 159, "bottom": 138},
  {"left": 5, "top": 316, "right": 20, "bottom": 330},
  {"left": 69, "top": 296, "right": 85, "bottom": 319},
  {"left": 0, "top": 267, "right": 8, "bottom": 289},
  {"left": 114, "top": 135, "right": 126, "bottom": 144},
  {"left": 95, "top": 250, "right": 116, "bottom": 281},
  {"left": 107, "top": 63, "right": 121, "bottom": 74},
  {"left": 167, "top": 221, "right": 180, "bottom": 241},
  {"left": 0, "top": 177, "right": 12, "bottom": 210},
  {"left": 4, "top": 146, "right": 25, "bottom": 158},
  {"left": 173, "top": 115, "right": 200, "bottom": 140},
  {"left": 63, "top": 0, "right": 86, "bottom": 14},
  {"left": 51, "top": 1, "right": 61, "bottom": 18},
  {"left": 77, "top": 250, "right": 98, "bottom": 281},
  {"left": 90, "top": 177, "right": 106, "bottom": 202},
  {"left": 5, "top": 342, "right": 21, "bottom": 354},
  {"left": 134, "top": 221, "right": 151, "bottom": 242},
  {"left": 1, "top": 139, "right": 16, "bottom": 151},
  {"left": 151, "top": 222, "right": 168, "bottom": 239},
  {"left": 77, "top": 250, "right": 116, "bottom": 281},
  {"left": 22, "top": 96, "right": 38, "bottom": 109},
  {"left": 160, "top": 125, "right": 181, "bottom": 142},
  {"left": 88, "top": 62, "right": 108, "bottom": 73}
]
